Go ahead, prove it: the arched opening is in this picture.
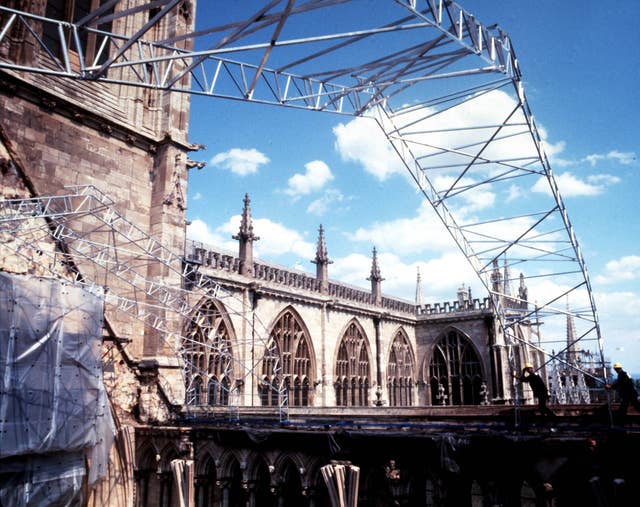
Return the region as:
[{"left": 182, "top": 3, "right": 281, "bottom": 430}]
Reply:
[
  {"left": 220, "top": 457, "right": 244, "bottom": 507},
  {"left": 135, "top": 445, "right": 158, "bottom": 507},
  {"left": 426, "top": 329, "right": 483, "bottom": 406},
  {"left": 252, "top": 457, "right": 275, "bottom": 507},
  {"left": 194, "top": 455, "right": 220, "bottom": 507},
  {"left": 260, "top": 308, "right": 315, "bottom": 407},
  {"left": 334, "top": 320, "right": 371, "bottom": 406},
  {"left": 183, "top": 298, "right": 235, "bottom": 407},
  {"left": 279, "top": 459, "right": 304, "bottom": 506},
  {"left": 158, "top": 446, "right": 179, "bottom": 507},
  {"left": 387, "top": 330, "right": 415, "bottom": 406}
]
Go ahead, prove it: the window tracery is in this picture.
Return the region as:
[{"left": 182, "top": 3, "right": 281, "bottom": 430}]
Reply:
[
  {"left": 427, "top": 329, "right": 483, "bottom": 405},
  {"left": 183, "top": 299, "right": 234, "bottom": 406},
  {"left": 387, "top": 330, "right": 415, "bottom": 406},
  {"left": 260, "top": 308, "right": 314, "bottom": 406},
  {"left": 335, "top": 321, "right": 371, "bottom": 406}
]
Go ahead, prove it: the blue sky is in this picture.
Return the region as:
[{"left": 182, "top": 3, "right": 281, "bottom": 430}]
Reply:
[{"left": 185, "top": 1, "right": 639, "bottom": 374}]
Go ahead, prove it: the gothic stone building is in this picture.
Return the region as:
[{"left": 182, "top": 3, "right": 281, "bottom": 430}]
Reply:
[{"left": 2, "top": 2, "right": 638, "bottom": 507}]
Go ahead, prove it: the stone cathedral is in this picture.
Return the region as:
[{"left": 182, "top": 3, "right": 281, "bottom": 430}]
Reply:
[
  {"left": 182, "top": 193, "right": 527, "bottom": 414},
  {"left": 1, "top": 2, "right": 634, "bottom": 507}
]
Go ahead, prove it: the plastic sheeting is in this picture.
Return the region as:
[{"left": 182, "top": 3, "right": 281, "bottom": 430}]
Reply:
[{"left": 0, "top": 273, "right": 115, "bottom": 506}]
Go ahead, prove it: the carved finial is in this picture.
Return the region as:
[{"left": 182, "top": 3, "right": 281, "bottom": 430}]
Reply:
[
  {"left": 415, "top": 266, "right": 423, "bottom": 306},
  {"left": 312, "top": 224, "right": 332, "bottom": 265},
  {"left": 233, "top": 194, "right": 259, "bottom": 277},
  {"left": 368, "top": 247, "right": 383, "bottom": 282},
  {"left": 368, "top": 247, "right": 384, "bottom": 305},
  {"left": 233, "top": 193, "right": 259, "bottom": 242},
  {"left": 312, "top": 224, "right": 332, "bottom": 293}
]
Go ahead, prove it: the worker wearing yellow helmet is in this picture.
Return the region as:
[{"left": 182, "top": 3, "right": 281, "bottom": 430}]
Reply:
[
  {"left": 606, "top": 362, "right": 640, "bottom": 419},
  {"left": 514, "top": 362, "right": 556, "bottom": 419}
]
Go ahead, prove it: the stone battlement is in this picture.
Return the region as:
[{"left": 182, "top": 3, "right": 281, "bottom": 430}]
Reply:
[{"left": 185, "top": 239, "right": 492, "bottom": 316}]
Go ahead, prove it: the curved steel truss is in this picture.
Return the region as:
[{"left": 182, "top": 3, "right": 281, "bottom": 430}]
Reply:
[{"left": 0, "top": 1, "right": 606, "bottom": 399}]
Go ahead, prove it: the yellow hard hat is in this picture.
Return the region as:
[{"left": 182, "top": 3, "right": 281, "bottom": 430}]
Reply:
[
  {"left": 613, "top": 362, "right": 622, "bottom": 369},
  {"left": 524, "top": 362, "right": 533, "bottom": 369}
]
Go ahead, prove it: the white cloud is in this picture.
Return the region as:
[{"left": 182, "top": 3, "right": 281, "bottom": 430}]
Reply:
[
  {"left": 587, "top": 174, "right": 621, "bottom": 185},
  {"left": 607, "top": 150, "right": 636, "bottom": 165},
  {"left": 531, "top": 171, "right": 607, "bottom": 197},
  {"left": 253, "top": 219, "right": 315, "bottom": 259},
  {"left": 330, "top": 250, "right": 478, "bottom": 304},
  {"left": 210, "top": 148, "right": 269, "bottom": 176},
  {"left": 188, "top": 214, "right": 314, "bottom": 261},
  {"left": 350, "top": 199, "right": 455, "bottom": 256},
  {"left": 585, "top": 150, "right": 636, "bottom": 167},
  {"left": 333, "top": 116, "right": 403, "bottom": 180},
  {"left": 557, "top": 150, "right": 636, "bottom": 168},
  {"left": 307, "top": 188, "right": 345, "bottom": 216},
  {"left": 506, "top": 184, "right": 524, "bottom": 203},
  {"left": 594, "top": 289, "right": 640, "bottom": 373},
  {"left": 192, "top": 192, "right": 202, "bottom": 201},
  {"left": 594, "top": 256, "right": 640, "bottom": 285},
  {"left": 541, "top": 139, "right": 567, "bottom": 162},
  {"left": 432, "top": 175, "right": 496, "bottom": 212},
  {"left": 583, "top": 154, "right": 605, "bottom": 167},
  {"left": 331, "top": 252, "right": 373, "bottom": 287},
  {"left": 285, "top": 160, "right": 334, "bottom": 197},
  {"left": 186, "top": 218, "right": 232, "bottom": 249}
]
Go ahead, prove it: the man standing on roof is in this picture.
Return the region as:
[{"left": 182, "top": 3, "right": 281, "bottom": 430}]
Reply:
[
  {"left": 515, "top": 362, "right": 556, "bottom": 419},
  {"left": 606, "top": 362, "right": 640, "bottom": 417}
]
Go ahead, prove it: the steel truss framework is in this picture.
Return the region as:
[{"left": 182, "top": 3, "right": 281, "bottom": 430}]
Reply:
[
  {"left": 0, "top": 1, "right": 606, "bottom": 403},
  {"left": 0, "top": 186, "right": 288, "bottom": 420}
]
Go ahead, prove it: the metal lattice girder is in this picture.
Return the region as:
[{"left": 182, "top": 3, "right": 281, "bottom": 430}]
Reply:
[
  {"left": 0, "top": 186, "right": 287, "bottom": 418},
  {"left": 0, "top": 2, "right": 512, "bottom": 113},
  {"left": 0, "top": 1, "right": 606, "bottom": 381}
]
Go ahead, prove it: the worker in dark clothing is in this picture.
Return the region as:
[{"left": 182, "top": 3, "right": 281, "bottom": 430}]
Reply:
[
  {"left": 606, "top": 362, "right": 640, "bottom": 417},
  {"left": 516, "top": 362, "right": 556, "bottom": 419}
]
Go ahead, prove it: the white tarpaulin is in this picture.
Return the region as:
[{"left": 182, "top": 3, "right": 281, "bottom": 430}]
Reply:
[{"left": 0, "top": 273, "right": 114, "bottom": 506}]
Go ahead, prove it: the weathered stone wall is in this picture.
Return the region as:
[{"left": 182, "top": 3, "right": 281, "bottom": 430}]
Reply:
[{"left": 0, "top": 0, "right": 196, "bottom": 413}]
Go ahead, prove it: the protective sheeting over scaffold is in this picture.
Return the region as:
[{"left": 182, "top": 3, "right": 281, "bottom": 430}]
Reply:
[{"left": 0, "top": 272, "right": 114, "bottom": 506}]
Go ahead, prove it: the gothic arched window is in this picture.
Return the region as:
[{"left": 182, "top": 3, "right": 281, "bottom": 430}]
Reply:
[
  {"left": 387, "top": 330, "right": 415, "bottom": 406},
  {"left": 334, "top": 321, "right": 371, "bottom": 406},
  {"left": 183, "top": 298, "right": 234, "bottom": 406},
  {"left": 260, "top": 308, "right": 315, "bottom": 407},
  {"left": 426, "top": 329, "right": 483, "bottom": 406}
]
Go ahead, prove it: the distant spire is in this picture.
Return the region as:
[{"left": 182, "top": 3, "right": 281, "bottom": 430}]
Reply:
[
  {"left": 367, "top": 247, "right": 384, "bottom": 305},
  {"left": 518, "top": 272, "right": 528, "bottom": 304},
  {"left": 503, "top": 257, "right": 511, "bottom": 297},
  {"left": 415, "top": 266, "right": 423, "bottom": 306},
  {"left": 233, "top": 193, "right": 259, "bottom": 276},
  {"left": 311, "top": 224, "right": 332, "bottom": 293},
  {"left": 490, "top": 258, "right": 502, "bottom": 294},
  {"left": 566, "top": 299, "right": 579, "bottom": 364}
]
